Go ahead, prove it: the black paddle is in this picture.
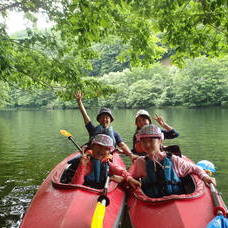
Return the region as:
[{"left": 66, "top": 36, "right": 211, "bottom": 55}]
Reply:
[{"left": 59, "top": 130, "right": 83, "bottom": 153}]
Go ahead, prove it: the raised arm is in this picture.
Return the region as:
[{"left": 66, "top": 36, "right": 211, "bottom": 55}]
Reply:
[
  {"left": 153, "top": 113, "right": 173, "bottom": 131},
  {"left": 75, "top": 91, "right": 91, "bottom": 125}
]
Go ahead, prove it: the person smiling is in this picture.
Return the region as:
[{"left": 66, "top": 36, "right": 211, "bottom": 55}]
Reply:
[
  {"left": 132, "top": 109, "right": 179, "bottom": 155},
  {"left": 71, "top": 134, "right": 140, "bottom": 189},
  {"left": 129, "top": 124, "right": 213, "bottom": 198},
  {"left": 75, "top": 91, "right": 138, "bottom": 161}
]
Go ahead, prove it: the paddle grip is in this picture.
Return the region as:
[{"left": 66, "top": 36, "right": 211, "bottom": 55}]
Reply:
[{"left": 98, "top": 195, "right": 110, "bottom": 207}]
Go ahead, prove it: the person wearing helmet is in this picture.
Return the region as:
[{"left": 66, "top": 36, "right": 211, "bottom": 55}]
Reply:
[
  {"left": 71, "top": 134, "right": 141, "bottom": 189},
  {"left": 129, "top": 124, "right": 213, "bottom": 198},
  {"left": 132, "top": 109, "right": 179, "bottom": 155},
  {"left": 75, "top": 91, "right": 138, "bottom": 161}
]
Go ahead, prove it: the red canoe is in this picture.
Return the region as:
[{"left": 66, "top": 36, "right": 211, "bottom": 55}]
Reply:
[
  {"left": 127, "top": 157, "right": 216, "bottom": 228},
  {"left": 20, "top": 152, "right": 126, "bottom": 228}
]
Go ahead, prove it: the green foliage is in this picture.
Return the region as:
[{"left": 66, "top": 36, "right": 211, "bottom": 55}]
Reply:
[
  {"left": 94, "top": 56, "right": 228, "bottom": 108},
  {"left": 57, "top": 0, "right": 227, "bottom": 65},
  {"left": 89, "top": 41, "right": 130, "bottom": 76},
  {"left": 7, "top": 89, "right": 56, "bottom": 108},
  {"left": 176, "top": 57, "right": 228, "bottom": 107},
  {"left": 2, "top": 55, "right": 228, "bottom": 109},
  {"left": 0, "top": 30, "right": 115, "bottom": 100},
  {"left": 0, "top": 0, "right": 228, "bottom": 99},
  {"left": 0, "top": 81, "right": 10, "bottom": 107}
]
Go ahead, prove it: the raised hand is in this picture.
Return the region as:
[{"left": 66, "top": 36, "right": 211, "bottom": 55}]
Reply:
[
  {"left": 74, "top": 91, "right": 83, "bottom": 102},
  {"left": 153, "top": 113, "right": 165, "bottom": 127},
  {"left": 153, "top": 113, "right": 173, "bottom": 131}
]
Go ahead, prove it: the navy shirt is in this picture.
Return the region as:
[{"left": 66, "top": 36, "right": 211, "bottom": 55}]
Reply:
[
  {"left": 85, "top": 122, "right": 123, "bottom": 145},
  {"left": 162, "top": 129, "right": 179, "bottom": 139}
]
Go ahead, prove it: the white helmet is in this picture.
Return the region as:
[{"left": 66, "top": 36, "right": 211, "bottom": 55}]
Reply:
[
  {"left": 92, "top": 134, "right": 115, "bottom": 151},
  {"left": 135, "top": 110, "right": 151, "bottom": 123},
  {"left": 137, "top": 124, "right": 164, "bottom": 140}
]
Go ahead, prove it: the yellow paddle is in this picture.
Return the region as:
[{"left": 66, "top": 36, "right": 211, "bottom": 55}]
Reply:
[
  {"left": 59, "top": 130, "right": 83, "bottom": 153},
  {"left": 91, "top": 175, "right": 110, "bottom": 228},
  {"left": 60, "top": 129, "right": 110, "bottom": 227}
]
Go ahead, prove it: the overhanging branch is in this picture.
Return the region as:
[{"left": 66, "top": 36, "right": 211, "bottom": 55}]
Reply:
[{"left": 0, "top": 2, "right": 21, "bottom": 12}]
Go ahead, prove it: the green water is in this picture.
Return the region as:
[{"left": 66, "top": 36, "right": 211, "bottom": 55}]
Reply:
[{"left": 0, "top": 108, "right": 228, "bottom": 227}]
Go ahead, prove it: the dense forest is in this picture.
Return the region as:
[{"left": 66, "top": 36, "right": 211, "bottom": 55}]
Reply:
[{"left": 1, "top": 51, "right": 228, "bottom": 109}]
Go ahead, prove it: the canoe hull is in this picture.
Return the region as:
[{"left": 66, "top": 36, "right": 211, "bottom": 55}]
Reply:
[
  {"left": 20, "top": 152, "right": 125, "bottom": 228},
  {"left": 127, "top": 154, "right": 216, "bottom": 228},
  {"left": 127, "top": 185, "right": 214, "bottom": 228}
]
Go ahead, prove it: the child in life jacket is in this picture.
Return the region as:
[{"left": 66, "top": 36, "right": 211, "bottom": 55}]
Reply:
[
  {"left": 71, "top": 134, "right": 141, "bottom": 189},
  {"left": 75, "top": 91, "right": 138, "bottom": 161},
  {"left": 129, "top": 124, "right": 213, "bottom": 198},
  {"left": 132, "top": 109, "right": 179, "bottom": 155}
]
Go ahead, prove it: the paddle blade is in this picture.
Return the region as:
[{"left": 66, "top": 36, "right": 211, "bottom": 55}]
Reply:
[
  {"left": 207, "top": 215, "right": 228, "bottom": 228},
  {"left": 91, "top": 202, "right": 106, "bottom": 228},
  {"left": 59, "top": 130, "right": 72, "bottom": 137}
]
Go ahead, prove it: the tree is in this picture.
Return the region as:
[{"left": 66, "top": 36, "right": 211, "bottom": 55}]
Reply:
[
  {"left": 89, "top": 41, "right": 130, "bottom": 76},
  {"left": 0, "top": 1, "right": 116, "bottom": 99},
  {"left": 0, "top": 0, "right": 227, "bottom": 99},
  {"left": 0, "top": 81, "right": 10, "bottom": 107},
  {"left": 58, "top": 0, "right": 228, "bottom": 64},
  {"left": 175, "top": 56, "right": 228, "bottom": 107}
]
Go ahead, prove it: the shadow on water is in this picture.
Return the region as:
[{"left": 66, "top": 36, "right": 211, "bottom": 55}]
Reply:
[{"left": 0, "top": 108, "right": 228, "bottom": 227}]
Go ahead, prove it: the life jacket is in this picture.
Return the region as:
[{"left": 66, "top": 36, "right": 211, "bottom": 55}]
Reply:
[
  {"left": 133, "top": 133, "right": 146, "bottom": 155},
  {"left": 84, "top": 157, "right": 110, "bottom": 189},
  {"left": 92, "top": 125, "right": 116, "bottom": 146},
  {"left": 141, "top": 153, "right": 184, "bottom": 198}
]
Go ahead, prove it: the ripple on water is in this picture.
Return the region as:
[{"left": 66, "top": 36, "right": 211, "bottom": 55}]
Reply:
[{"left": 0, "top": 185, "right": 38, "bottom": 228}]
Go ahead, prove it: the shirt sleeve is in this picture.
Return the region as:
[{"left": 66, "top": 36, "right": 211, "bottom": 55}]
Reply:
[
  {"left": 128, "top": 157, "right": 147, "bottom": 179},
  {"left": 162, "top": 129, "right": 179, "bottom": 139},
  {"left": 114, "top": 131, "right": 123, "bottom": 145},
  {"left": 172, "top": 156, "right": 208, "bottom": 179},
  {"left": 85, "top": 121, "right": 96, "bottom": 137},
  {"left": 109, "top": 162, "right": 130, "bottom": 180}
]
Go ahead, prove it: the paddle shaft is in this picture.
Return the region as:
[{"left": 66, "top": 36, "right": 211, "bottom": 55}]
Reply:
[
  {"left": 68, "top": 136, "right": 83, "bottom": 153},
  {"left": 103, "top": 176, "right": 110, "bottom": 196}
]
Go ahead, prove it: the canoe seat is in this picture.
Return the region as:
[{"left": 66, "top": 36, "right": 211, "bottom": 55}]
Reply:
[
  {"left": 60, "top": 155, "right": 81, "bottom": 183},
  {"left": 60, "top": 164, "right": 76, "bottom": 184},
  {"left": 181, "top": 175, "right": 195, "bottom": 194},
  {"left": 163, "top": 145, "right": 182, "bottom": 157}
]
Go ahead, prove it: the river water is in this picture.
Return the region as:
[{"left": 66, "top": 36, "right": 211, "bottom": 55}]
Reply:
[{"left": 0, "top": 108, "right": 228, "bottom": 227}]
